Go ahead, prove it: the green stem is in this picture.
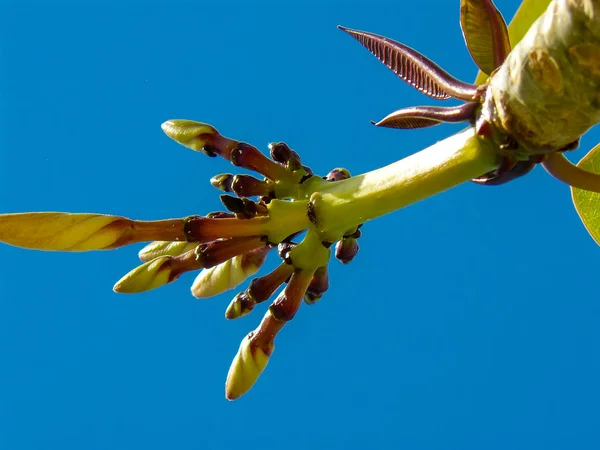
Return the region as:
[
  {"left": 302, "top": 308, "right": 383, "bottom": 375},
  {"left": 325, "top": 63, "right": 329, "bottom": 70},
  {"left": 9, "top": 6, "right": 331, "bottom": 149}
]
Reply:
[{"left": 306, "top": 127, "right": 500, "bottom": 241}]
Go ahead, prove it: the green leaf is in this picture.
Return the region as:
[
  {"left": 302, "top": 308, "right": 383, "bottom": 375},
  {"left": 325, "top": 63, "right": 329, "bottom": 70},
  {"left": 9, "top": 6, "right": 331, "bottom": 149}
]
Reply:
[
  {"left": 474, "top": 0, "right": 552, "bottom": 84},
  {"left": 460, "top": 0, "right": 511, "bottom": 76},
  {"left": 572, "top": 143, "right": 600, "bottom": 245}
]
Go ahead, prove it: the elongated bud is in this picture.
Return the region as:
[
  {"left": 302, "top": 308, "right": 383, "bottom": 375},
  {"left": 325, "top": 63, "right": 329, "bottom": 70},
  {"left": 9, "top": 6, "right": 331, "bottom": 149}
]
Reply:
[
  {"left": 219, "top": 195, "right": 258, "bottom": 219},
  {"left": 191, "top": 246, "right": 270, "bottom": 298},
  {"left": 114, "top": 249, "right": 201, "bottom": 293},
  {"left": 247, "top": 262, "right": 295, "bottom": 304},
  {"left": 231, "top": 143, "right": 292, "bottom": 182},
  {"left": 231, "top": 175, "right": 272, "bottom": 198},
  {"left": 305, "top": 266, "right": 329, "bottom": 305},
  {"left": 184, "top": 216, "right": 270, "bottom": 242},
  {"left": 195, "top": 236, "right": 266, "bottom": 269},
  {"left": 0, "top": 212, "right": 186, "bottom": 251},
  {"left": 335, "top": 237, "right": 359, "bottom": 264},
  {"left": 268, "top": 269, "right": 314, "bottom": 321},
  {"left": 226, "top": 269, "right": 313, "bottom": 399},
  {"left": 225, "top": 292, "right": 255, "bottom": 319},
  {"left": 225, "top": 315, "right": 280, "bottom": 400},
  {"left": 138, "top": 241, "right": 199, "bottom": 262},
  {"left": 210, "top": 174, "right": 234, "bottom": 192},
  {"left": 161, "top": 120, "right": 238, "bottom": 160},
  {"left": 269, "top": 142, "right": 302, "bottom": 171}
]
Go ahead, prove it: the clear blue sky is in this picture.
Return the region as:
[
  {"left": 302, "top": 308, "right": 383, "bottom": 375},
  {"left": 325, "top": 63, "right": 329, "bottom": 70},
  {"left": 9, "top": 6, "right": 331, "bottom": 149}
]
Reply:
[{"left": 1, "top": 1, "right": 600, "bottom": 449}]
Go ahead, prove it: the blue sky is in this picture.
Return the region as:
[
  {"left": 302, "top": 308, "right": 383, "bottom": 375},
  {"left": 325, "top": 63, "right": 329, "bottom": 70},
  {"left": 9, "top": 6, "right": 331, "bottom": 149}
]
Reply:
[{"left": 1, "top": 1, "right": 600, "bottom": 449}]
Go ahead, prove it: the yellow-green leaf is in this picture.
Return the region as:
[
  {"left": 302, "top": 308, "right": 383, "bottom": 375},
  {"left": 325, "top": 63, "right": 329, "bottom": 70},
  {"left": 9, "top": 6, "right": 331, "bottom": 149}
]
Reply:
[
  {"left": 474, "top": 0, "right": 552, "bottom": 84},
  {"left": 572, "top": 143, "right": 600, "bottom": 245},
  {"left": 461, "top": 0, "right": 511, "bottom": 76}
]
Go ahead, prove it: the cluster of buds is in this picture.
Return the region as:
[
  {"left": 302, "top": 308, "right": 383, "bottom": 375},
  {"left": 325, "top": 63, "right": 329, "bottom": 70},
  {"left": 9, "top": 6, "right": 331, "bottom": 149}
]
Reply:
[
  {"left": 6, "top": 0, "right": 598, "bottom": 402},
  {"left": 0, "top": 120, "right": 363, "bottom": 399}
]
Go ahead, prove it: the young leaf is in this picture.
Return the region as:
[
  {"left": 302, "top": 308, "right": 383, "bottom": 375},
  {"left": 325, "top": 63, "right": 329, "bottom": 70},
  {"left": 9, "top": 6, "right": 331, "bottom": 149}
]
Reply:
[
  {"left": 572, "top": 143, "right": 600, "bottom": 245},
  {"left": 373, "top": 103, "right": 477, "bottom": 129},
  {"left": 460, "top": 0, "right": 511, "bottom": 75},
  {"left": 338, "top": 26, "right": 478, "bottom": 101},
  {"left": 473, "top": 0, "right": 551, "bottom": 84}
]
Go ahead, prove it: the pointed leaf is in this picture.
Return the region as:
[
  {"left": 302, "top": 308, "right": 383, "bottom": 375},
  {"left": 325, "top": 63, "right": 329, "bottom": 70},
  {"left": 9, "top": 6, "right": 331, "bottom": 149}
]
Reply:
[
  {"left": 374, "top": 103, "right": 477, "bottom": 129},
  {"left": 572, "top": 143, "right": 600, "bottom": 245},
  {"left": 474, "top": 0, "right": 552, "bottom": 84},
  {"left": 461, "top": 0, "right": 511, "bottom": 75},
  {"left": 339, "top": 26, "right": 478, "bottom": 101}
]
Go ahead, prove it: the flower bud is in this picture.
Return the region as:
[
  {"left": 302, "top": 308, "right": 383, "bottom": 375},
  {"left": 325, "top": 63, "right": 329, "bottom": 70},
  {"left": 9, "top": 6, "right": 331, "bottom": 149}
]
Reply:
[
  {"left": 231, "top": 143, "right": 291, "bottom": 182},
  {"left": 113, "top": 256, "right": 174, "bottom": 293},
  {"left": 114, "top": 249, "right": 201, "bottom": 293},
  {"left": 219, "top": 195, "right": 258, "bottom": 219},
  {"left": 161, "top": 120, "right": 238, "bottom": 159},
  {"left": 268, "top": 142, "right": 302, "bottom": 171},
  {"left": 231, "top": 175, "right": 271, "bottom": 198},
  {"left": 161, "top": 120, "right": 219, "bottom": 153},
  {"left": 191, "top": 247, "right": 270, "bottom": 299},
  {"left": 225, "top": 292, "right": 256, "bottom": 319},
  {"left": 304, "top": 266, "right": 329, "bottom": 305},
  {"left": 325, "top": 168, "right": 351, "bottom": 181},
  {"left": 335, "top": 237, "right": 359, "bottom": 264},
  {"left": 138, "top": 241, "right": 198, "bottom": 262},
  {"left": 210, "top": 174, "right": 234, "bottom": 192},
  {"left": 0, "top": 212, "right": 186, "bottom": 251},
  {"left": 225, "top": 331, "right": 274, "bottom": 400}
]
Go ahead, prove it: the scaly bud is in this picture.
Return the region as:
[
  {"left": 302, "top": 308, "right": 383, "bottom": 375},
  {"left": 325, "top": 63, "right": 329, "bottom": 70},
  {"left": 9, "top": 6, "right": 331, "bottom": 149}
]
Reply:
[
  {"left": 219, "top": 195, "right": 259, "bottom": 219},
  {"left": 231, "top": 175, "right": 272, "bottom": 198},
  {"left": 138, "top": 241, "right": 199, "bottom": 262},
  {"left": 325, "top": 168, "right": 351, "bottom": 182},
  {"left": 191, "top": 246, "right": 270, "bottom": 298},
  {"left": 226, "top": 269, "right": 314, "bottom": 399},
  {"left": 225, "top": 292, "right": 256, "bottom": 319},
  {"left": 247, "top": 262, "right": 294, "bottom": 304},
  {"left": 231, "top": 143, "right": 292, "bottom": 182},
  {"left": 0, "top": 212, "right": 187, "bottom": 251},
  {"left": 268, "top": 269, "right": 314, "bottom": 321},
  {"left": 269, "top": 142, "right": 292, "bottom": 163},
  {"left": 195, "top": 236, "right": 266, "bottom": 269},
  {"left": 114, "top": 249, "right": 201, "bottom": 293},
  {"left": 268, "top": 142, "right": 302, "bottom": 171},
  {"left": 335, "top": 237, "right": 359, "bottom": 264},
  {"left": 304, "top": 266, "right": 329, "bottom": 305},
  {"left": 210, "top": 174, "right": 234, "bottom": 192},
  {"left": 184, "top": 216, "right": 270, "bottom": 242},
  {"left": 225, "top": 310, "right": 284, "bottom": 400},
  {"left": 161, "top": 120, "right": 238, "bottom": 160}
]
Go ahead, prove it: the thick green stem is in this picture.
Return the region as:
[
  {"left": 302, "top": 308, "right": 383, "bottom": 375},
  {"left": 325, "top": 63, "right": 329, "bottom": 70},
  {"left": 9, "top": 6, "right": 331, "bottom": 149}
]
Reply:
[{"left": 306, "top": 127, "right": 500, "bottom": 241}]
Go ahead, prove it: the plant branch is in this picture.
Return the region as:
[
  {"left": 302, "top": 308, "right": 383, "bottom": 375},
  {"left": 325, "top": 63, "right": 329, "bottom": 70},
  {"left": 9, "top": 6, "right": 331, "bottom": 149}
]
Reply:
[{"left": 301, "top": 128, "right": 500, "bottom": 242}]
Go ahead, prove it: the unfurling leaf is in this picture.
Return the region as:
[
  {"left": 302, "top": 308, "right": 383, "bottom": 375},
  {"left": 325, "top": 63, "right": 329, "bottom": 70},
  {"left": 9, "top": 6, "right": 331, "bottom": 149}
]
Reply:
[
  {"left": 572, "top": 143, "right": 600, "bottom": 245},
  {"left": 461, "top": 0, "right": 511, "bottom": 76},
  {"left": 474, "top": 0, "right": 551, "bottom": 84},
  {"left": 338, "top": 26, "right": 478, "bottom": 101}
]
